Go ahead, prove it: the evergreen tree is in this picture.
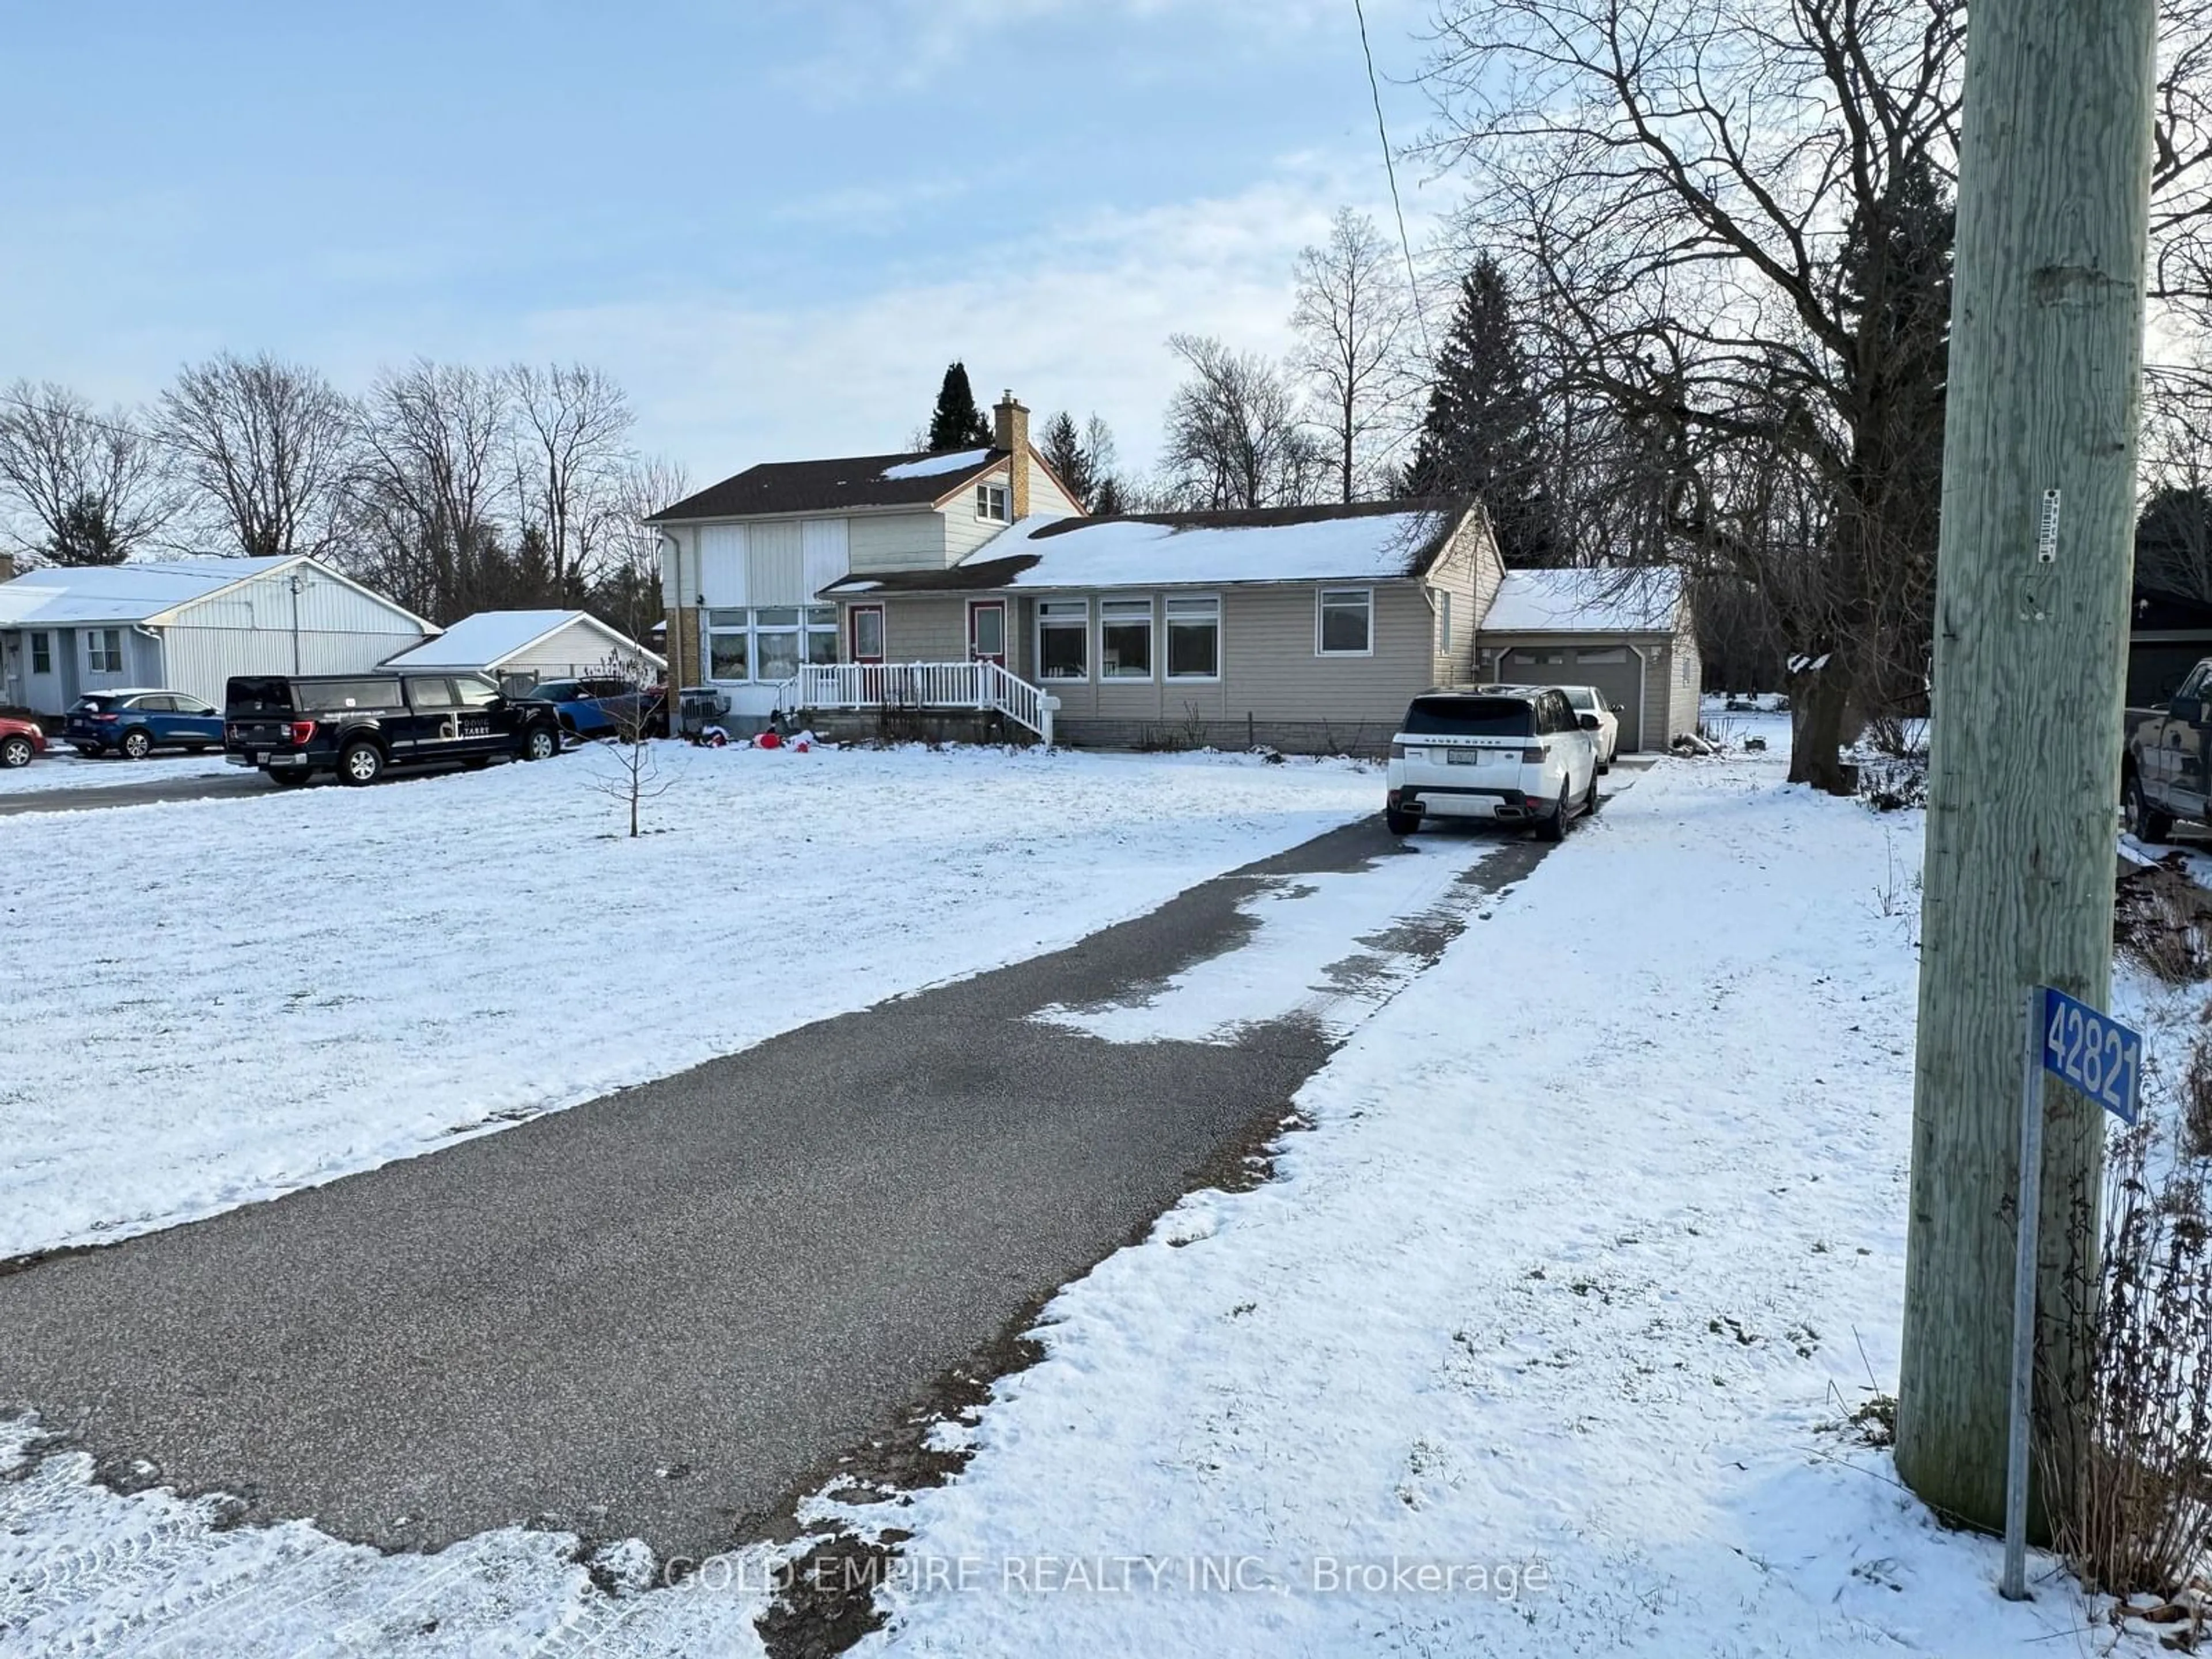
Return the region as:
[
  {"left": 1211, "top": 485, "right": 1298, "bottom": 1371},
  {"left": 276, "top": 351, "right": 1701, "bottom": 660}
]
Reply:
[
  {"left": 1092, "top": 475, "right": 1126, "bottom": 516},
  {"left": 1405, "top": 260, "right": 1555, "bottom": 565},
  {"left": 1039, "top": 410, "right": 1097, "bottom": 507},
  {"left": 926, "top": 362, "right": 993, "bottom": 451}
]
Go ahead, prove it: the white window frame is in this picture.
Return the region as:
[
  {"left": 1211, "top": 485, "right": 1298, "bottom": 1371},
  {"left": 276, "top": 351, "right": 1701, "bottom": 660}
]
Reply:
[
  {"left": 88, "top": 628, "right": 124, "bottom": 674},
  {"left": 976, "top": 482, "right": 1009, "bottom": 523},
  {"left": 1035, "top": 597, "right": 1091, "bottom": 682},
  {"left": 1098, "top": 596, "right": 1156, "bottom": 681},
  {"left": 704, "top": 607, "right": 752, "bottom": 683},
  {"left": 29, "top": 631, "right": 51, "bottom": 675},
  {"left": 1435, "top": 588, "right": 1452, "bottom": 655},
  {"left": 1316, "top": 588, "right": 1373, "bottom": 657},
  {"left": 1163, "top": 593, "right": 1222, "bottom": 684}
]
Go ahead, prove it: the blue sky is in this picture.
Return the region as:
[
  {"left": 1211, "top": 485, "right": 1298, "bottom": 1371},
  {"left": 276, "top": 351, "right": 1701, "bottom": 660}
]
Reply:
[{"left": 0, "top": 0, "right": 1443, "bottom": 486}]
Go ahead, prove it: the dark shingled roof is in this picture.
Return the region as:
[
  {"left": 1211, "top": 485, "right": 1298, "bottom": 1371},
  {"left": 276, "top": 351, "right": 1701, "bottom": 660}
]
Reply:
[
  {"left": 821, "top": 554, "right": 1041, "bottom": 595},
  {"left": 649, "top": 448, "right": 1007, "bottom": 522}
]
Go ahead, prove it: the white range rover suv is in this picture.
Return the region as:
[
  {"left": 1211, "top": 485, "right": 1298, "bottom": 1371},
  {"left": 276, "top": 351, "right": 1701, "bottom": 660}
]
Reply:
[{"left": 1384, "top": 686, "right": 1601, "bottom": 840}]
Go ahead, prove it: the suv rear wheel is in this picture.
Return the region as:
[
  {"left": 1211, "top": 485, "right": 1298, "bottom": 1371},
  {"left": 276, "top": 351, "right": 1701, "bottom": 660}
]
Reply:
[
  {"left": 120, "top": 728, "right": 153, "bottom": 760},
  {"left": 1385, "top": 806, "right": 1420, "bottom": 836},
  {"left": 268, "top": 770, "right": 313, "bottom": 788},
  {"left": 1538, "top": 779, "right": 1571, "bottom": 843},
  {"left": 1, "top": 734, "right": 33, "bottom": 768},
  {"left": 339, "top": 740, "right": 385, "bottom": 786}
]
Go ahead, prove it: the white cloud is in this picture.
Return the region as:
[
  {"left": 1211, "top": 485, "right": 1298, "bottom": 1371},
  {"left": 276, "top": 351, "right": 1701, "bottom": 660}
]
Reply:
[{"left": 513, "top": 153, "right": 1432, "bottom": 486}]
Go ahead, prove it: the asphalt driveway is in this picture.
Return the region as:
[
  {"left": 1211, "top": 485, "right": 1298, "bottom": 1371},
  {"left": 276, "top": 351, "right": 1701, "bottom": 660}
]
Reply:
[{"left": 0, "top": 815, "right": 1556, "bottom": 1562}]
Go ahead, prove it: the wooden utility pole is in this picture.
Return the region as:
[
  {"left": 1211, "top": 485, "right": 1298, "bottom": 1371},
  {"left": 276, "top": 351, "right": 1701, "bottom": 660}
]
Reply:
[{"left": 1897, "top": 1, "right": 2157, "bottom": 1531}]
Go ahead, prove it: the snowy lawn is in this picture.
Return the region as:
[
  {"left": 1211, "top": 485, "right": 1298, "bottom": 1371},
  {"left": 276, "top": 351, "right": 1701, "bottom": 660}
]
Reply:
[
  {"left": 3, "top": 737, "right": 2178, "bottom": 1656},
  {"left": 0, "top": 746, "right": 239, "bottom": 796},
  {"left": 0, "top": 743, "right": 1384, "bottom": 1260}
]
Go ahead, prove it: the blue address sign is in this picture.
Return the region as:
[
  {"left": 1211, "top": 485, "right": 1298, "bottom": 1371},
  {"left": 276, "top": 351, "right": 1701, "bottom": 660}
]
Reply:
[{"left": 2040, "top": 986, "right": 2142, "bottom": 1126}]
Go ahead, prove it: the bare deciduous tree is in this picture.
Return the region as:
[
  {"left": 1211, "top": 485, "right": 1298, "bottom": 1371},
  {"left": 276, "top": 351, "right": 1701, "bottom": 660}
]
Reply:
[
  {"left": 505, "top": 362, "right": 636, "bottom": 598},
  {"left": 347, "top": 360, "right": 510, "bottom": 621},
  {"left": 1158, "top": 334, "right": 1324, "bottom": 511},
  {"left": 157, "top": 352, "right": 355, "bottom": 560},
  {"left": 1422, "top": 0, "right": 1967, "bottom": 790},
  {"left": 0, "top": 381, "right": 177, "bottom": 566},
  {"left": 1290, "top": 207, "right": 1417, "bottom": 502}
]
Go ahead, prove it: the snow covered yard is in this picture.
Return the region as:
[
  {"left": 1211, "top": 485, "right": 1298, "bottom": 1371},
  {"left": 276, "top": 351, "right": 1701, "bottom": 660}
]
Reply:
[
  {"left": 0, "top": 743, "right": 1383, "bottom": 1260},
  {"left": 3, "top": 736, "right": 2176, "bottom": 1657}
]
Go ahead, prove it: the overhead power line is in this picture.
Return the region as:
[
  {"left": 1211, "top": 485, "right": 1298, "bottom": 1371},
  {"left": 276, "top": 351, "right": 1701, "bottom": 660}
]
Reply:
[{"left": 1353, "top": 0, "right": 1431, "bottom": 358}]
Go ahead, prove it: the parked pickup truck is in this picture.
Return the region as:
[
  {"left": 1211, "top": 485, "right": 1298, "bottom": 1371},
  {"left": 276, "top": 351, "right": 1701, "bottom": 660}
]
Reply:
[
  {"left": 2124, "top": 658, "right": 2212, "bottom": 841},
  {"left": 225, "top": 671, "right": 563, "bottom": 786}
]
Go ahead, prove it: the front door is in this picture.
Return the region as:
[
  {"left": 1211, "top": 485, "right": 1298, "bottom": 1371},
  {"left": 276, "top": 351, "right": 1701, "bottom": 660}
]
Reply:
[
  {"left": 968, "top": 600, "right": 1007, "bottom": 668},
  {"left": 848, "top": 604, "right": 885, "bottom": 665}
]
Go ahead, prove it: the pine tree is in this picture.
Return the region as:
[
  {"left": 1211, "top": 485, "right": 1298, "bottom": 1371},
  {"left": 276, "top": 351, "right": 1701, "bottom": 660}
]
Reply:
[
  {"left": 926, "top": 362, "right": 993, "bottom": 452},
  {"left": 1092, "top": 475, "right": 1126, "bottom": 516},
  {"left": 1405, "top": 260, "right": 1555, "bottom": 565},
  {"left": 1039, "top": 411, "right": 1096, "bottom": 507}
]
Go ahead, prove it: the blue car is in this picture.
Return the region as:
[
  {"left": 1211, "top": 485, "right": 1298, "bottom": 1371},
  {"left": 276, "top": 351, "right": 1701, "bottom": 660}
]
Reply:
[
  {"left": 520, "top": 677, "right": 664, "bottom": 740},
  {"left": 66, "top": 689, "right": 226, "bottom": 759}
]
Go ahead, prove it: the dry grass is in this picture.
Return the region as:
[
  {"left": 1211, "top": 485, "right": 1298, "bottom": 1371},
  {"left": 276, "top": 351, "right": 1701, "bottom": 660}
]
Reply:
[
  {"left": 2043, "top": 1125, "right": 2212, "bottom": 1602},
  {"left": 2116, "top": 858, "right": 2212, "bottom": 986}
]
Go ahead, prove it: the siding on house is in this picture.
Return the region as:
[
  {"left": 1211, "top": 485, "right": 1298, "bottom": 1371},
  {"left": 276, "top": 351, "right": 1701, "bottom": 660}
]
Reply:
[
  {"left": 1423, "top": 512, "right": 1504, "bottom": 687},
  {"left": 1667, "top": 635, "right": 1704, "bottom": 741},
  {"left": 497, "top": 619, "right": 650, "bottom": 679},
  {"left": 850, "top": 510, "right": 958, "bottom": 574},
  {"left": 156, "top": 563, "right": 428, "bottom": 707}
]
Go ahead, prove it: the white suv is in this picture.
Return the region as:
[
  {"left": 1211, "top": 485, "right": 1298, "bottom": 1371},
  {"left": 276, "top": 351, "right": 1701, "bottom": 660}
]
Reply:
[{"left": 1384, "top": 687, "right": 1601, "bottom": 841}]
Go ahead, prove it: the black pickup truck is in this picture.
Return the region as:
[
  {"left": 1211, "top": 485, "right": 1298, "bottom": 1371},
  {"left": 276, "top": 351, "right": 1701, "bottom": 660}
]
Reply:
[
  {"left": 225, "top": 671, "right": 563, "bottom": 786},
  {"left": 2124, "top": 658, "right": 2212, "bottom": 841}
]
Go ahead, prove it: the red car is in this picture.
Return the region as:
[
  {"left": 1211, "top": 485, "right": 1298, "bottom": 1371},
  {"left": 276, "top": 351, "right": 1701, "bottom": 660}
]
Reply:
[{"left": 0, "top": 716, "right": 46, "bottom": 769}]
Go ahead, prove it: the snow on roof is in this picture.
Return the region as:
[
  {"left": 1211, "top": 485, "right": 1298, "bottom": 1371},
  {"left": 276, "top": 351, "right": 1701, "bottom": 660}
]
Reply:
[
  {"left": 879, "top": 448, "right": 993, "bottom": 482},
  {"left": 983, "top": 506, "right": 1451, "bottom": 590},
  {"left": 383, "top": 610, "right": 611, "bottom": 669},
  {"left": 1481, "top": 567, "right": 1683, "bottom": 634},
  {"left": 0, "top": 556, "right": 291, "bottom": 627}
]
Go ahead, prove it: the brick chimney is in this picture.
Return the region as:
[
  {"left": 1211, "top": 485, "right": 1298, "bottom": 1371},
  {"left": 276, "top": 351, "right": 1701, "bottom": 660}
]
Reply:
[
  {"left": 0, "top": 552, "right": 16, "bottom": 585},
  {"left": 993, "top": 390, "right": 1031, "bottom": 520}
]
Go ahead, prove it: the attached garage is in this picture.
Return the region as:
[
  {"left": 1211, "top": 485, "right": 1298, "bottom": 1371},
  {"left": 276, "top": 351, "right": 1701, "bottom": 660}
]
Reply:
[{"left": 1474, "top": 570, "right": 1700, "bottom": 753}]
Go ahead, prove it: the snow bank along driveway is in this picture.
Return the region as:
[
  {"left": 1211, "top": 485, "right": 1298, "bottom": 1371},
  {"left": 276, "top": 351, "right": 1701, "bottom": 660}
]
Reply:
[{"left": 0, "top": 744, "right": 1384, "bottom": 1261}]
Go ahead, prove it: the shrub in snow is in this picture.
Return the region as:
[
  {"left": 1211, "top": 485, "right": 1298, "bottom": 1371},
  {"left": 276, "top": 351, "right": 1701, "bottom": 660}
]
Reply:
[{"left": 2041, "top": 1116, "right": 2212, "bottom": 1607}]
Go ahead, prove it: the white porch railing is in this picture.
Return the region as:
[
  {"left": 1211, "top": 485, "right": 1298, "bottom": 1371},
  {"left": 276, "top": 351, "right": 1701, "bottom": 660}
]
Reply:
[{"left": 783, "top": 660, "right": 1056, "bottom": 743}]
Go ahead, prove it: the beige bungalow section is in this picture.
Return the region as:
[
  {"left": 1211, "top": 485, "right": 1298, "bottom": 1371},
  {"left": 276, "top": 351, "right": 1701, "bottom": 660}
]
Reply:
[
  {"left": 820, "top": 501, "right": 1504, "bottom": 756},
  {"left": 1474, "top": 569, "right": 1700, "bottom": 752}
]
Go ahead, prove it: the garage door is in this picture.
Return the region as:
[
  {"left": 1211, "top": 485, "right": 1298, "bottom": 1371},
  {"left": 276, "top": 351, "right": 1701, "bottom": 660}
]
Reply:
[{"left": 1500, "top": 646, "right": 1645, "bottom": 752}]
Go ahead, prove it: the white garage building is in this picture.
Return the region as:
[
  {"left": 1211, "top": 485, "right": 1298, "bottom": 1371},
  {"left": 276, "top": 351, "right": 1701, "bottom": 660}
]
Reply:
[
  {"left": 381, "top": 609, "right": 664, "bottom": 693},
  {"left": 0, "top": 556, "right": 433, "bottom": 717}
]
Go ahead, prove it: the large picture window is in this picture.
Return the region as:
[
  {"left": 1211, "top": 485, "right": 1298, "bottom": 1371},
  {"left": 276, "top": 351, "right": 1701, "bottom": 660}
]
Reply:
[
  {"left": 706, "top": 608, "right": 750, "bottom": 681},
  {"left": 1165, "top": 594, "right": 1220, "bottom": 681},
  {"left": 1037, "top": 599, "right": 1089, "bottom": 680},
  {"left": 1317, "top": 588, "right": 1372, "bottom": 656},
  {"left": 705, "top": 605, "right": 839, "bottom": 681},
  {"left": 1099, "top": 597, "right": 1153, "bottom": 680}
]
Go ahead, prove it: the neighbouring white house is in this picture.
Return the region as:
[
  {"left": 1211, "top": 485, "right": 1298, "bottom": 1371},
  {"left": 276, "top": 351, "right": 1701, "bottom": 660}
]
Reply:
[
  {"left": 381, "top": 609, "right": 664, "bottom": 693},
  {"left": 0, "top": 556, "right": 433, "bottom": 718}
]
